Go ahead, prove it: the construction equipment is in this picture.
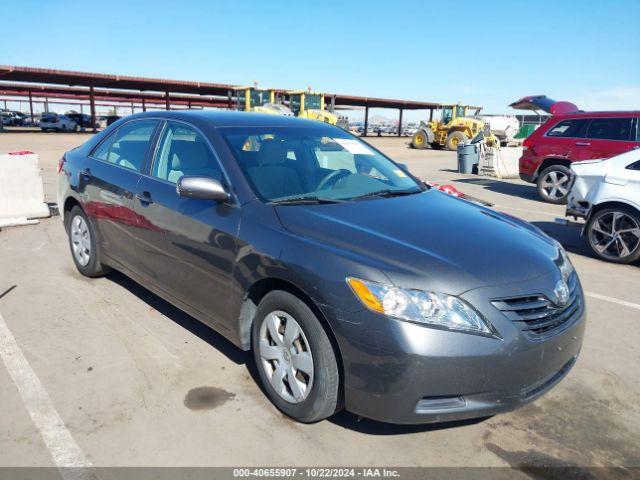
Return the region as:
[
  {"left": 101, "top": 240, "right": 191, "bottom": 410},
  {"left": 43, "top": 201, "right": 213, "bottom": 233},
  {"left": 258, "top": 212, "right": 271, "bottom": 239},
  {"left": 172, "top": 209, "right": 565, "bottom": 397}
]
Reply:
[
  {"left": 411, "top": 104, "right": 484, "bottom": 151},
  {"left": 288, "top": 91, "right": 338, "bottom": 125},
  {"left": 233, "top": 87, "right": 293, "bottom": 116}
]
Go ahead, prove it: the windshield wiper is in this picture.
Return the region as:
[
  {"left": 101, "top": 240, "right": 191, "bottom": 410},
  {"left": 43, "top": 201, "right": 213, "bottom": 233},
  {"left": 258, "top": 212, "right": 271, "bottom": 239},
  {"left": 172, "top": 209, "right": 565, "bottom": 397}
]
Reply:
[
  {"left": 269, "top": 196, "right": 345, "bottom": 205},
  {"left": 351, "top": 188, "right": 422, "bottom": 201}
]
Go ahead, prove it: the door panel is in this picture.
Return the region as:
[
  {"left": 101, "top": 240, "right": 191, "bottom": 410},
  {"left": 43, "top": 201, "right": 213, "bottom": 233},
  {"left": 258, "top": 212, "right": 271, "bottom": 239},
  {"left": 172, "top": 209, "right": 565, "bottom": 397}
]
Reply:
[
  {"left": 82, "top": 119, "right": 159, "bottom": 270},
  {"left": 537, "top": 118, "right": 589, "bottom": 165},
  {"left": 575, "top": 117, "right": 637, "bottom": 160},
  {"left": 134, "top": 121, "right": 241, "bottom": 328}
]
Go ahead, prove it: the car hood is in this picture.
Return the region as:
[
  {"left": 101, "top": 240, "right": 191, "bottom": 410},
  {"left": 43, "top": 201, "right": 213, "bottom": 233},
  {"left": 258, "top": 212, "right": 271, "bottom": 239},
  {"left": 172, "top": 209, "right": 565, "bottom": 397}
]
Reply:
[{"left": 275, "top": 190, "right": 560, "bottom": 295}]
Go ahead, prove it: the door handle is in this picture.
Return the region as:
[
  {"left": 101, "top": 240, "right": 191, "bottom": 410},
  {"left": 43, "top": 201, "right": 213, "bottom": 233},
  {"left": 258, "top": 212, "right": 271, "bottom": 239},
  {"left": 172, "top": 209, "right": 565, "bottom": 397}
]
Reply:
[
  {"left": 136, "top": 191, "right": 153, "bottom": 204},
  {"left": 575, "top": 141, "right": 591, "bottom": 146}
]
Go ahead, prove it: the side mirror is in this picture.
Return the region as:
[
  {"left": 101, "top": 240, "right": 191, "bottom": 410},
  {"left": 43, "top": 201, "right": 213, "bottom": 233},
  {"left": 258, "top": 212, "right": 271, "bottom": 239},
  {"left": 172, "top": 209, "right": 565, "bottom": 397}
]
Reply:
[
  {"left": 397, "top": 163, "right": 410, "bottom": 172},
  {"left": 177, "top": 176, "right": 229, "bottom": 202}
]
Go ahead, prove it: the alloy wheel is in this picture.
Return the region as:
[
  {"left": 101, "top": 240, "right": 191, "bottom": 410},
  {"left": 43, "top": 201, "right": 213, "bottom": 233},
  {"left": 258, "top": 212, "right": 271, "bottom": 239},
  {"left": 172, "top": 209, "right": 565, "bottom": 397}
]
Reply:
[
  {"left": 258, "top": 310, "right": 314, "bottom": 404},
  {"left": 70, "top": 215, "right": 91, "bottom": 266},
  {"left": 589, "top": 211, "right": 640, "bottom": 260},
  {"left": 540, "top": 170, "right": 570, "bottom": 200}
]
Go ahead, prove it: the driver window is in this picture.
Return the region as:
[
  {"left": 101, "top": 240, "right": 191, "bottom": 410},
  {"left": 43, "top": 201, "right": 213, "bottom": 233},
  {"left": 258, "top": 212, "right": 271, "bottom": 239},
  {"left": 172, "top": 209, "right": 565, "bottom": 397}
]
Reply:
[{"left": 152, "top": 121, "right": 222, "bottom": 184}]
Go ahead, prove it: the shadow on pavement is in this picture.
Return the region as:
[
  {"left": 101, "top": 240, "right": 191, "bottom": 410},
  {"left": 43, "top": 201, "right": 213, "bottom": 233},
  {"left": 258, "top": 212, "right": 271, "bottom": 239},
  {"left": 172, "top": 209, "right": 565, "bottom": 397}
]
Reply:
[
  {"left": 106, "top": 271, "right": 248, "bottom": 366},
  {"left": 453, "top": 177, "right": 541, "bottom": 202},
  {"left": 103, "top": 271, "right": 496, "bottom": 434}
]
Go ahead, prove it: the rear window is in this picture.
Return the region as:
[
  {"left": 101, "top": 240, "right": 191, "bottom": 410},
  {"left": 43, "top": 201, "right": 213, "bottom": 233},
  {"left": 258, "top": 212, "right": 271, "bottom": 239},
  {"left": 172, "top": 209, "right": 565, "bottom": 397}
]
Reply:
[
  {"left": 91, "top": 120, "right": 158, "bottom": 172},
  {"left": 585, "top": 117, "right": 634, "bottom": 141},
  {"left": 545, "top": 119, "right": 588, "bottom": 138}
]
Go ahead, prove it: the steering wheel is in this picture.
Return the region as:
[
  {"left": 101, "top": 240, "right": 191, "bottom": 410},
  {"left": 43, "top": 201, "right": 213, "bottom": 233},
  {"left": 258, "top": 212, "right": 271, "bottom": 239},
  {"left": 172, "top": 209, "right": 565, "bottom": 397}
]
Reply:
[{"left": 317, "top": 169, "right": 352, "bottom": 191}]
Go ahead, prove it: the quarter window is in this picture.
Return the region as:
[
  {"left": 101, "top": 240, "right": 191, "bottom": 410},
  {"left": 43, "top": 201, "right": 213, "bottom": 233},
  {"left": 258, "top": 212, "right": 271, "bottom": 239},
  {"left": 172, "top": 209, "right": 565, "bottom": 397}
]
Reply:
[
  {"left": 91, "top": 132, "right": 116, "bottom": 161},
  {"left": 545, "top": 119, "right": 588, "bottom": 138},
  {"left": 585, "top": 118, "right": 633, "bottom": 141},
  {"left": 152, "top": 121, "right": 222, "bottom": 184}
]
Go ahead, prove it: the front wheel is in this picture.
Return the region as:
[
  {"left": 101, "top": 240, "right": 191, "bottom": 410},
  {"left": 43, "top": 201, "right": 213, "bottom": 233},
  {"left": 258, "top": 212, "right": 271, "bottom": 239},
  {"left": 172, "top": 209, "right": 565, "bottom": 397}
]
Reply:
[
  {"left": 586, "top": 207, "right": 640, "bottom": 264},
  {"left": 536, "top": 165, "right": 572, "bottom": 204},
  {"left": 252, "top": 290, "right": 341, "bottom": 423},
  {"left": 445, "top": 131, "right": 468, "bottom": 150}
]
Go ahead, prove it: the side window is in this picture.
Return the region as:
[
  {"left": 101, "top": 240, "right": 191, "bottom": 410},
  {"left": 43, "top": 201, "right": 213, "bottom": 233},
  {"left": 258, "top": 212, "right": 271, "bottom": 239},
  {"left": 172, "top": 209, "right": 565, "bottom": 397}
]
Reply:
[
  {"left": 545, "top": 119, "right": 588, "bottom": 138},
  {"left": 91, "top": 132, "right": 116, "bottom": 161},
  {"left": 152, "top": 121, "right": 222, "bottom": 184},
  {"left": 585, "top": 118, "right": 633, "bottom": 141},
  {"left": 92, "top": 120, "right": 158, "bottom": 171}
]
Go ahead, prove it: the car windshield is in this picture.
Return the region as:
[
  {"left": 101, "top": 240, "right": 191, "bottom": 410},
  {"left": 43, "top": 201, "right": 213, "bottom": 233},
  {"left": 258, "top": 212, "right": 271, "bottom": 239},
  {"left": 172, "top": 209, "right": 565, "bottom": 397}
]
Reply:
[{"left": 219, "top": 126, "right": 423, "bottom": 203}]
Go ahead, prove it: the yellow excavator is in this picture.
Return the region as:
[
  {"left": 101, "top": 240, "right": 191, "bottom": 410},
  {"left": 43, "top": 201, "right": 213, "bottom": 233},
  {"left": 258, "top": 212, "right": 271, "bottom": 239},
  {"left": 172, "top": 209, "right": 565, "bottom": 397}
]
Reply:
[{"left": 411, "top": 104, "right": 485, "bottom": 150}]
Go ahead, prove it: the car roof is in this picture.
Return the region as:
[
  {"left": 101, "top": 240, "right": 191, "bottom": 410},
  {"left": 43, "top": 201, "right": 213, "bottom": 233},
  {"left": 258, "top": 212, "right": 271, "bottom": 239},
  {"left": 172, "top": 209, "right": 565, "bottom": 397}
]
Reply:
[{"left": 121, "top": 109, "right": 330, "bottom": 128}]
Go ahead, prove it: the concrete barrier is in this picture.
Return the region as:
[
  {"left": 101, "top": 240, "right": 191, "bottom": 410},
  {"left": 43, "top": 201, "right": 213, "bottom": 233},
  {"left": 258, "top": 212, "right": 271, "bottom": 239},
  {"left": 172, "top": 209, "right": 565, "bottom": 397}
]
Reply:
[{"left": 0, "top": 153, "right": 51, "bottom": 227}]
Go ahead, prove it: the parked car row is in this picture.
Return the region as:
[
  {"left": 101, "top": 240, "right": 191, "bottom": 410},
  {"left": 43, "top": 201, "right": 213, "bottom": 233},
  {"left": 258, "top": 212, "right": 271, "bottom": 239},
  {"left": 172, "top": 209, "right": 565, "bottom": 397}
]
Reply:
[
  {"left": 1, "top": 110, "right": 28, "bottom": 126},
  {"left": 1, "top": 109, "right": 117, "bottom": 131}
]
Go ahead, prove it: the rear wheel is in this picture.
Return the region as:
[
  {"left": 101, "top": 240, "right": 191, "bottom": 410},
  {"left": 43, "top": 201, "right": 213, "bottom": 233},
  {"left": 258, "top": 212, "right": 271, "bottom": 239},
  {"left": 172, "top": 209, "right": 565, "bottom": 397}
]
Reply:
[
  {"left": 252, "top": 290, "right": 340, "bottom": 423},
  {"left": 586, "top": 207, "right": 640, "bottom": 263},
  {"left": 536, "top": 165, "right": 572, "bottom": 204},
  {"left": 445, "top": 131, "right": 468, "bottom": 150},
  {"left": 66, "top": 206, "right": 110, "bottom": 277}
]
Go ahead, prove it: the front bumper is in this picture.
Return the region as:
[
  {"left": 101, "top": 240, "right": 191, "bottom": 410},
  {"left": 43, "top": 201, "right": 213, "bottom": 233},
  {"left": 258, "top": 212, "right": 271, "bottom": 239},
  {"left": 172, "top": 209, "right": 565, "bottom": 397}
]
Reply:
[{"left": 328, "top": 272, "right": 586, "bottom": 424}]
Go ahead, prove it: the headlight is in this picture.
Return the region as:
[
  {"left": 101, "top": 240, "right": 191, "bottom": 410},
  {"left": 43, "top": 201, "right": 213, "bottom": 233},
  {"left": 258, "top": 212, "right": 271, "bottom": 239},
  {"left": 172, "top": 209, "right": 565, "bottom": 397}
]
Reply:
[
  {"left": 557, "top": 247, "right": 575, "bottom": 282},
  {"left": 346, "top": 277, "right": 493, "bottom": 336}
]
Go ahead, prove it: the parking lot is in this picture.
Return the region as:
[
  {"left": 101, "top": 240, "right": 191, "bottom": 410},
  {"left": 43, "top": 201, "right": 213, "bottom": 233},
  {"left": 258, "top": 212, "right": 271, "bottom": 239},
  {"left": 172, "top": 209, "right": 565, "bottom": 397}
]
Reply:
[{"left": 1, "top": 131, "right": 639, "bottom": 473}]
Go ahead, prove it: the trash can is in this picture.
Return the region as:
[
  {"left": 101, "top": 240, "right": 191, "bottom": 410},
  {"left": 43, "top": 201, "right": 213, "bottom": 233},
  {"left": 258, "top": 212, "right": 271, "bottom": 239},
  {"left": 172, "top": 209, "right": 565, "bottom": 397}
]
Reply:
[{"left": 457, "top": 142, "right": 479, "bottom": 174}]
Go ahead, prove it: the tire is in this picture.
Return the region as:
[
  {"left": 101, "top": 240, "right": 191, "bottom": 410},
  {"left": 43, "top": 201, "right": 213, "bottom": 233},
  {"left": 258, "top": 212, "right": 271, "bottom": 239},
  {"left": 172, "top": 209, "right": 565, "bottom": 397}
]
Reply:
[
  {"left": 66, "top": 206, "right": 110, "bottom": 277},
  {"left": 411, "top": 130, "right": 429, "bottom": 149},
  {"left": 536, "top": 165, "right": 572, "bottom": 204},
  {"left": 445, "top": 131, "right": 468, "bottom": 151},
  {"left": 411, "top": 128, "right": 434, "bottom": 150},
  {"left": 251, "top": 290, "right": 340, "bottom": 423},
  {"left": 586, "top": 206, "right": 640, "bottom": 264}
]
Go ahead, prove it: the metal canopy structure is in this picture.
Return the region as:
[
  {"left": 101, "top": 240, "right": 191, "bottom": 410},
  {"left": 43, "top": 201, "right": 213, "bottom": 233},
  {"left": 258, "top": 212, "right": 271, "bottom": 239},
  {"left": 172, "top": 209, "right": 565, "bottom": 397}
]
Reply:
[{"left": 0, "top": 65, "right": 451, "bottom": 135}]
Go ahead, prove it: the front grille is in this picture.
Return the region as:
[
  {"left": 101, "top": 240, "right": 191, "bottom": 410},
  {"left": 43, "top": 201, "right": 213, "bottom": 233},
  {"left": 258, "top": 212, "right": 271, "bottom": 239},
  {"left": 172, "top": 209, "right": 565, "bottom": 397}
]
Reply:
[{"left": 491, "top": 273, "right": 581, "bottom": 339}]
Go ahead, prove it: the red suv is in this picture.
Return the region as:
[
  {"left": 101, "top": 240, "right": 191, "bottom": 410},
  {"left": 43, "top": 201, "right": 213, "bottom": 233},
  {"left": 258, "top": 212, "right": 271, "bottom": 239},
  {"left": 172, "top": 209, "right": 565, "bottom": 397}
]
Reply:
[{"left": 514, "top": 97, "right": 640, "bottom": 203}]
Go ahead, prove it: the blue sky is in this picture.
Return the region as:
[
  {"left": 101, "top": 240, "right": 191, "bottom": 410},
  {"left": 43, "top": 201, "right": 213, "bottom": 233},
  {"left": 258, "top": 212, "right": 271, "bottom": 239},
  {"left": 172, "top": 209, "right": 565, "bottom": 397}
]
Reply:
[{"left": 2, "top": 0, "right": 639, "bottom": 120}]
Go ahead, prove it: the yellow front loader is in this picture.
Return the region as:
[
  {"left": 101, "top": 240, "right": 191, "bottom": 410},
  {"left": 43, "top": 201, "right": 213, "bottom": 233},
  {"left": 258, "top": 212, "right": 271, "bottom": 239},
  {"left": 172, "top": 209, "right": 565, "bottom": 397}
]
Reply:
[{"left": 412, "top": 104, "right": 485, "bottom": 151}]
